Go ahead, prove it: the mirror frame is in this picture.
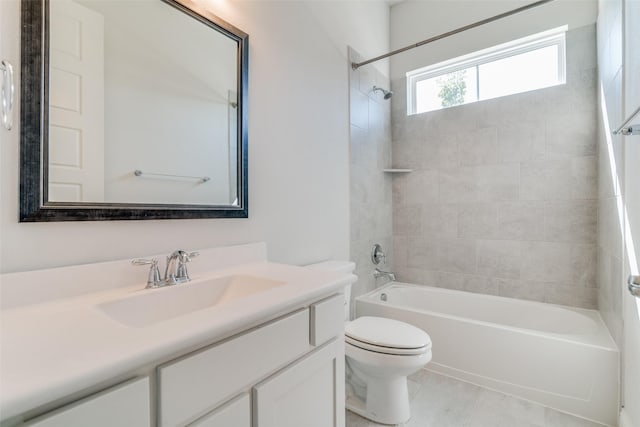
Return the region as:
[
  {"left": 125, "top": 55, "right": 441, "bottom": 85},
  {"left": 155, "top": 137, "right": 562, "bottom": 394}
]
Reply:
[{"left": 20, "top": 0, "right": 249, "bottom": 221}]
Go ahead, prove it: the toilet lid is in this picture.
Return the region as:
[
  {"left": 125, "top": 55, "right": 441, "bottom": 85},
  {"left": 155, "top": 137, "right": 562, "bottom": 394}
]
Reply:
[{"left": 345, "top": 317, "right": 431, "bottom": 350}]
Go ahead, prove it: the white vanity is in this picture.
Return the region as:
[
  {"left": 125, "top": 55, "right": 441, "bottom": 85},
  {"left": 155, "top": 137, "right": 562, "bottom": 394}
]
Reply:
[{"left": 0, "top": 243, "right": 351, "bottom": 427}]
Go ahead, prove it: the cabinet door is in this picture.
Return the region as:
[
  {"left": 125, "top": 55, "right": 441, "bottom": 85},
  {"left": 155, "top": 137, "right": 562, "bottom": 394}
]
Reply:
[
  {"left": 253, "top": 339, "right": 344, "bottom": 427},
  {"left": 23, "top": 377, "right": 150, "bottom": 427},
  {"left": 188, "top": 394, "right": 250, "bottom": 427},
  {"left": 158, "top": 309, "right": 310, "bottom": 427}
]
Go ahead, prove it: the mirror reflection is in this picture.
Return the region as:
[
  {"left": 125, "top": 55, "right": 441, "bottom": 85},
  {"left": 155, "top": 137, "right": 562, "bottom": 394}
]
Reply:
[{"left": 48, "top": 0, "right": 239, "bottom": 206}]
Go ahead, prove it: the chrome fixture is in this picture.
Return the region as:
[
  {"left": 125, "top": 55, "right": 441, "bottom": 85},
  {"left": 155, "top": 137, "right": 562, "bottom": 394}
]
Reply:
[
  {"left": 372, "top": 244, "right": 395, "bottom": 281},
  {"left": 133, "top": 250, "right": 199, "bottom": 289},
  {"left": 134, "top": 169, "right": 211, "bottom": 183},
  {"left": 1, "top": 60, "right": 14, "bottom": 131},
  {"left": 613, "top": 105, "right": 640, "bottom": 135},
  {"left": 132, "top": 258, "right": 163, "bottom": 289},
  {"left": 374, "top": 268, "right": 396, "bottom": 282},
  {"left": 628, "top": 275, "right": 640, "bottom": 298},
  {"left": 351, "top": 0, "right": 554, "bottom": 70},
  {"left": 371, "top": 243, "right": 386, "bottom": 265},
  {"left": 617, "top": 126, "right": 640, "bottom": 136},
  {"left": 165, "top": 250, "right": 199, "bottom": 285},
  {"left": 372, "top": 85, "right": 393, "bottom": 100}
]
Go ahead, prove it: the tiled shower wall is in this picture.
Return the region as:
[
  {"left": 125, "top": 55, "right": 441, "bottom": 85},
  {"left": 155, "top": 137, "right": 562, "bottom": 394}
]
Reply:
[
  {"left": 390, "top": 25, "right": 599, "bottom": 308},
  {"left": 596, "top": 0, "right": 624, "bottom": 344},
  {"left": 349, "top": 48, "right": 393, "bottom": 312}
]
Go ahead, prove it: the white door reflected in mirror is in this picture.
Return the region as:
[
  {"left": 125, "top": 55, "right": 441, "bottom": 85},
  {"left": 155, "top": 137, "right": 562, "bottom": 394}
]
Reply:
[{"left": 48, "top": 0, "right": 240, "bottom": 206}]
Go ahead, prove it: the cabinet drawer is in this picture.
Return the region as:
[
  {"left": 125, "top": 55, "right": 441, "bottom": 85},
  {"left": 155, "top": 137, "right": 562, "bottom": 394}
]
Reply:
[
  {"left": 158, "top": 309, "right": 310, "bottom": 427},
  {"left": 24, "top": 377, "right": 150, "bottom": 427},
  {"left": 310, "top": 294, "right": 344, "bottom": 346},
  {"left": 188, "top": 393, "right": 250, "bottom": 427}
]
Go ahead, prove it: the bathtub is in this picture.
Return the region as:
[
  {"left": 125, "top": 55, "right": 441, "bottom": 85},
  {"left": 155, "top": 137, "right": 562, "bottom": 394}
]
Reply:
[{"left": 356, "top": 283, "right": 619, "bottom": 426}]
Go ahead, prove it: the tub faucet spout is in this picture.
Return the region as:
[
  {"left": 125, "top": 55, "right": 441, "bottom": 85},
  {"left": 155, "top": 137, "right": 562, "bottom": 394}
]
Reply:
[{"left": 374, "top": 267, "right": 396, "bottom": 282}]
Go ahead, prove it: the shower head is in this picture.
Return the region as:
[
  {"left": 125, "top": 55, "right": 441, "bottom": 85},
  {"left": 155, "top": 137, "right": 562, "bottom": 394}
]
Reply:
[{"left": 372, "top": 85, "right": 393, "bottom": 100}]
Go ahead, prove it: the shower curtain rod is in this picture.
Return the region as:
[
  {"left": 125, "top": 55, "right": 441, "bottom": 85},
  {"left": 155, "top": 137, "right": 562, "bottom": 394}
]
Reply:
[{"left": 351, "top": 0, "right": 555, "bottom": 70}]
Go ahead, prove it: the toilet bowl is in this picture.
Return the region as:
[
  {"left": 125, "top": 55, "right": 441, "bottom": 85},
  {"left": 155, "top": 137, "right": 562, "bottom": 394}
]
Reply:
[
  {"left": 304, "top": 261, "right": 432, "bottom": 425},
  {"left": 345, "top": 316, "right": 431, "bottom": 425}
]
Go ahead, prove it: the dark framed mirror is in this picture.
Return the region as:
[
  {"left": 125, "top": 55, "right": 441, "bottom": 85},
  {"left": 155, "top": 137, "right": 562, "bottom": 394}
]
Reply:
[{"left": 20, "top": 0, "right": 248, "bottom": 221}]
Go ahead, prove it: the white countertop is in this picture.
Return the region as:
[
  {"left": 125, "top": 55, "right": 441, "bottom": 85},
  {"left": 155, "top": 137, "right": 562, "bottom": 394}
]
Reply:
[{"left": 0, "top": 244, "right": 353, "bottom": 421}]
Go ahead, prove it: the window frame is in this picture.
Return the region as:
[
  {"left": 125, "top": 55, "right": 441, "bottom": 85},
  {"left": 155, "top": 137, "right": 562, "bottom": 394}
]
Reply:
[{"left": 406, "top": 26, "right": 568, "bottom": 115}]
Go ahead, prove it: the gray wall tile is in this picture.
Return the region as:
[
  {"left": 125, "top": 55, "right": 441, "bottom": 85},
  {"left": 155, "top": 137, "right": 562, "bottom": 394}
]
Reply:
[
  {"left": 520, "top": 159, "right": 573, "bottom": 201},
  {"left": 422, "top": 203, "right": 459, "bottom": 238},
  {"left": 438, "top": 272, "right": 499, "bottom": 295},
  {"left": 497, "top": 201, "right": 546, "bottom": 240},
  {"left": 544, "top": 200, "right": 598, "bottom": 243},
  {"left": 422, "top": 133, "right": 459, "bottom": 170},
  {"left": 458, "top": 127, "right": 498, "bottom": 166},
  {"left": 497, "top": 120, "right": 546, "bottom": 163},
  {"left": 571, "top": 243, "right": 597, "bottom": 287},
  {"left": 407, "top": 237, "right": 439, "bottom": 270},
  {"left": 439, "top": 167, "right": 477, "bottom": 203},
  {"left": 458, "top": 203, "right": 499, "bottom": 239},
  {"left": 438, "top": 238, "right": 477, "bottom": 274},
  {"left": 495, "top": 278, "right": 547, "bottom": 303},
  {"left": 521, "top": 242, "right": 573, "bottom": 283},
  {"left": 350, "top": 88, "right": 369, "bottom": 130},
  {"left": 544, "top": 283, "right": 597, "bottom": 309},
  {"left": 393, "top": 170, "right": 439, "bottom": 205},
  {"left": 477, "top": 240, "right": 522, "bottom": 279},
  {"left": 545, "top": 111, "right": 597, "bottom": 159},
  {"left": 349, "top": 48, "right": 393, "bottom": 312},
  {"left": 571, "top": 155, "right": 598, "bottom": 199},
  {"left": 475, "top": 163, "right": 520, "bottom": 202},
  {"left": 393, "top": 204, "right": 422, "bottom": 236}
]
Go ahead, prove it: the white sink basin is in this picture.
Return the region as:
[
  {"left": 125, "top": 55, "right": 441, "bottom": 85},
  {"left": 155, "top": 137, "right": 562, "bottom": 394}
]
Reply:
[{"left": 97, "top": 275, "right": 286, "bottom": 327}]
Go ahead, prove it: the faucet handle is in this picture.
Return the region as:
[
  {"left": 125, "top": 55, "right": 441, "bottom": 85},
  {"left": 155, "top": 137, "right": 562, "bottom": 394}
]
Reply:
[
  {"left": 132, "top": 258, "right": 156, "bottom": 266},
  {"left": 132, "top": 258, "right": 163, "bottom": 288},
  {"left": 371, "top": 244, "right": 386, "bottom": 265},
  {"left": 176, "top": 251, "right": 199, "bottom": 282}
]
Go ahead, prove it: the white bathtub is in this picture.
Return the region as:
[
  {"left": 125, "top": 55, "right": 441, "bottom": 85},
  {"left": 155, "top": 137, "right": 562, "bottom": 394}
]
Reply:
[{"left": 356, "top": 283, "right": 619, "bottom": 426}]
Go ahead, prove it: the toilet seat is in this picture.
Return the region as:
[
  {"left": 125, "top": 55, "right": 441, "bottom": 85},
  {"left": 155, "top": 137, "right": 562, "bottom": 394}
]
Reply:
[
  {"left": 346, "top": 336, "right": 429, "bottom": 355},
  {"left": 345, "top": 316, "right": 431, "bottom": 356}
]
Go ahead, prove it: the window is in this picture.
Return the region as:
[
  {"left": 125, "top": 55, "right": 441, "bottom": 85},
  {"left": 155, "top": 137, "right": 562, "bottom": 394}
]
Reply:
[{"left": 407, "top": 26, "right": 567, "bottom": 115}]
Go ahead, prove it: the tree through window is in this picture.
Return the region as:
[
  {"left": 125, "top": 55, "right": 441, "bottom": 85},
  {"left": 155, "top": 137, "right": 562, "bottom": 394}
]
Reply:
[{"left": 407, "top": 26, "right": 566, "bottom": 115}]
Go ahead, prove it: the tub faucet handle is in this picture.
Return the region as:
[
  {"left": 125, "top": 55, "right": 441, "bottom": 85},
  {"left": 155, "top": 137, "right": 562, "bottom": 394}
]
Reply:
[{"left": 371, "top": 243, "right": 386, "bottom": 265}]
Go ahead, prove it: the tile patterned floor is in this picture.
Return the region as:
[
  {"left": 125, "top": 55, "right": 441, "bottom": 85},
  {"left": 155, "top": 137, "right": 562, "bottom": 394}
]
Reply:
[{"left": 346, "top": 370, "right": 608, "bottom": 427}]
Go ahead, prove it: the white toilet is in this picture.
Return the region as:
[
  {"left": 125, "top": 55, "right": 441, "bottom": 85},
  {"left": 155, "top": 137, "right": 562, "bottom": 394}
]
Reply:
[{"left": 306, "top": 261, "right": 432, "bottom": 425}]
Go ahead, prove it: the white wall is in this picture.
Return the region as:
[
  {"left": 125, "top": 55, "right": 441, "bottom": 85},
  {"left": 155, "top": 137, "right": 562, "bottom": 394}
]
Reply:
[
  {"left": 390, "top": 0, "right": 597, "bottom": 79},
  {"left": 0, "top": 0, "right": 390, "bottom": 273}
]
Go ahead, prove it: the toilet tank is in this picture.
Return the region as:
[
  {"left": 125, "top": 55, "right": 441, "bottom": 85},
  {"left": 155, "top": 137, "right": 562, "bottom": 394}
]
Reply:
[{"left": 304, "top": 261, "right": 356, "bottom": 321}]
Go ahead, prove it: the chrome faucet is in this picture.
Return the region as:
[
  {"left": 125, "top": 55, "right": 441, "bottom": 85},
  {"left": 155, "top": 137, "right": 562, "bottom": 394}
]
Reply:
[
  {"left": 374, "top": 267, "right": 396, "bottom": 282},
  {"left": 132, "top": 249, "right": 199, "bottom": 289},
  {"left": 164, "top": 250, "right": 199, "bottom": 285},
  {"left": 371, "top": 244, "right": 396, "bottom": 282}
]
